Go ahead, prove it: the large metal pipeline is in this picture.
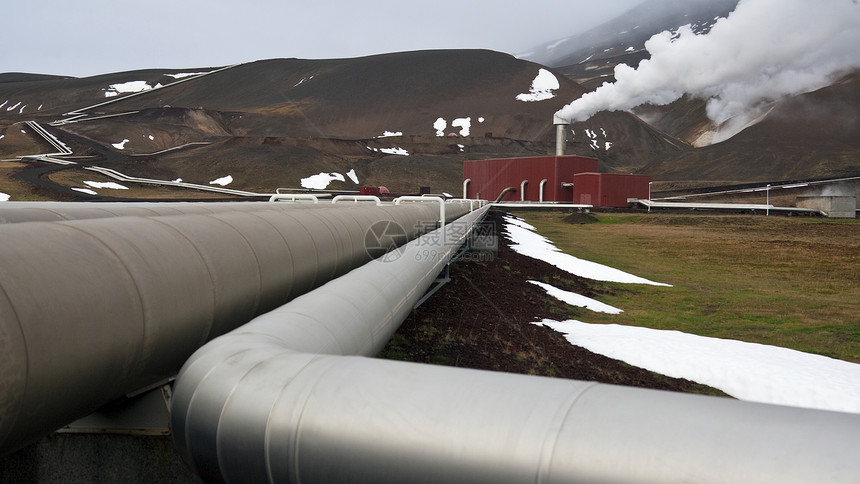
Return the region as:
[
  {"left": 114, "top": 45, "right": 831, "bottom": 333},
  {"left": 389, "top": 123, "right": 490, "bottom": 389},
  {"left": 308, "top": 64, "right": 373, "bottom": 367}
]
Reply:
[
  {"left": 171, "top": 204, "right": 860, "bottom": 483},
  {"left": 0, "top": 201, "right": 347, "bottom": 224},
  {"left": 0, "top": 200, "right": 473, "bottom": 455}
]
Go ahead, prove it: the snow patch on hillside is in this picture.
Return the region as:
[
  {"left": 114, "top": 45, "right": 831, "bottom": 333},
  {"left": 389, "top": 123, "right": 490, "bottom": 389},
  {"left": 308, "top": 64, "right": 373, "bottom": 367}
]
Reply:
[
  {"left": 516, "top": 69, "right": 559, "bottom": 102},
  {"left": 72, "top": 187, "right": 98, "bottom": 195},
  {"left": 112, "top": 139, "right": 129, "bottom": 149},
  {"left": 435, "top": 116, "right": 483, "bottom": 137},
  {"left": 301, "top": 172, "right": 345, "bottom": 189},
  {"left": 104, "top": 80, "right": 161, "bottom": 97},
  {"left": 369, "top": 146, "right": 409, "bottom": 156},
  {"left": 293, "top": 75, "right": 316, "bottom": 87},
  {"left": 376, "top": 131, "right": 402, "bottom": 138},
  {"left": 452, "top": 117, "right": 471, "bottom": 136},
  {"left": 582, "top": 127, "right": 613, "bottom": 151},
  {"left": 346, "top": 169, "right": 359, "bottom": 184},
  {"left": 209, "top": 175, "right": 233, "bottom": 186},
  {"left": 84, "top": 181, "right": 128, "bottom": 190},
  {"left": 165, "top": 71, "right": 209, "bottom": 79},
  {"left": 0, "top": 192, "right": 10, "bottom": 202},
  {"left": 433, "top": 118, "right": 446, "bottom": 136}
]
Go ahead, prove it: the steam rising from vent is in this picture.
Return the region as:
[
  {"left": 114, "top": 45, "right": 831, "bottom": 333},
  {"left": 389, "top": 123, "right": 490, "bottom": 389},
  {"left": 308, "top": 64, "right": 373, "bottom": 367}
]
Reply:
[{"left": 554, "top": 0, "right": 860, "bottom": 143}]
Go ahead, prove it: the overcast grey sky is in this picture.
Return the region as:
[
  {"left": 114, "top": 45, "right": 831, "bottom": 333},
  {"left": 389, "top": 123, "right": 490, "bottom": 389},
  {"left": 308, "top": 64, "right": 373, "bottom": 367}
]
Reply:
[{"left": 6, "top": 0, "right": 643, "bottom": 77}]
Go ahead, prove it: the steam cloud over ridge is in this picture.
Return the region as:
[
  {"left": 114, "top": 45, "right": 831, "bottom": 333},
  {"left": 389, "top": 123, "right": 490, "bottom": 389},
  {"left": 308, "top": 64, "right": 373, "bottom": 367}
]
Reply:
[{"left": 555, "top": 0, "right": 860, "bottom": 141}]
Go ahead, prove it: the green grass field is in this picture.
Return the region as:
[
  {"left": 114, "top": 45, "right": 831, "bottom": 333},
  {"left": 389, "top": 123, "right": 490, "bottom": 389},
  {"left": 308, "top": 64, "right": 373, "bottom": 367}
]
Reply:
[{"left": 514, "top": 211, "right": 860, "bottom": 363}]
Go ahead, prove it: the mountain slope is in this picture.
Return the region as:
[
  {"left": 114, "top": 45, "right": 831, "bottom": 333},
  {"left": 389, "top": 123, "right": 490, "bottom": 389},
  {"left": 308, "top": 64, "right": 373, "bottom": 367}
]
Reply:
[
  {"left": 1, "top": 50, "right": 685, "bottom": 199},
  {"left": 522, "top": 0, "right": 739, "bottom": 87}
]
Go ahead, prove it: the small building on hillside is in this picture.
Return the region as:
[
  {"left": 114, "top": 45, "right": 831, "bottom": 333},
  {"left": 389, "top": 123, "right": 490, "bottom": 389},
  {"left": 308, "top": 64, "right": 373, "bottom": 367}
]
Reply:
[
  {"left": 572, "top": 173, "right": 651, "bottom": 208},
  {"left": 462, "top": 155, "right": 598, "bottom": 202}
]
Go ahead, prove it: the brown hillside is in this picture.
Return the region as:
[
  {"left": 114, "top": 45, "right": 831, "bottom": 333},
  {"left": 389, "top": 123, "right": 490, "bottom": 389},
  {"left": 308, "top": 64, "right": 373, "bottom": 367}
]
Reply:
[{"left": 1, "top": 50, "right": 685, "bottom": 200}]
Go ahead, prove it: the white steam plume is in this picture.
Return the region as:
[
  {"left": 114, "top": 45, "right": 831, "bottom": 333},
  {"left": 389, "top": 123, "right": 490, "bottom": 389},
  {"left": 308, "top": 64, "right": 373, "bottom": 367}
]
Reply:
[{"left": 555, "top": 0, "right": 860, "bottom": 139}]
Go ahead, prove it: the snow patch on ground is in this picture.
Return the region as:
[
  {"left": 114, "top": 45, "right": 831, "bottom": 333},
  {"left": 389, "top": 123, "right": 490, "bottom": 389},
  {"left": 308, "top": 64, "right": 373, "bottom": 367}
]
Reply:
[
  {"left": 529, "top": 280, "right": 622, "bottom": 314},
  {"left": 369, "top": 146, "right": 409, "bottom": 156},
  {"left": 0, "top": 192, "right": 10, "bottom": 202},
  {"left": 502, "top": 215, "right": 670, "bottom": 286},
  {"left": 346, "top": 169, "right": 359, "bottom": 184},
  {"left": 104, "top": 80, "right": 161, "bottom": 97},
  {"left": 582, "top": 127, "right": 612, "bottom": 151},
  {"left": 112, "top": 139, "right": 129, "bottom": 149},
  {"left": 376, "top": 131, "right": 402, "bottom": 138},
  {"left": 209, "top": 175, "right": 233, "bottom": 186},
  {"left": 452, "top": 117, "right": 471, "bottom": 136},
  {"left": 84, "top": 181, "right": 128, "bottom": 190},
  {"left": 516, "top": 69, "right": 559, "bottom": 102},
  {"left": 534, "top": 319, "right": 860, "bottom": 414},
  {"left": 434, "top": 117, "right": 447, "bottom": 137},
  {"left": 165, "top": 71, "right": 209, "bottom": 79},
  {"left": 301, "top": 172, "right": 345, "bottom": 189},
  {"left": 72, "top": 187, "right": 98, "bottom": 195},
  {"left": 293, "top": 75, "right": 315, "bottom": 87}
]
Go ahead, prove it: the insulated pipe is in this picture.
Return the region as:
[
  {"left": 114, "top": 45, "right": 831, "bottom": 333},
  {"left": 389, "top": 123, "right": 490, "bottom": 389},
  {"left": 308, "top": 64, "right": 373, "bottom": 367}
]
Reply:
[
  {"left": 462, "top": 178, "right": 470, "bottom": 199},
  {"left": 495, "top": 187, "right": 515, "bottom": 203},
  {"left": 0, "top": 202, "right": 472, "bottom": 455},
  {"left": 520, "top": 179, "right": 528, "bottom": 202},
  {"left": 171, "top": 205, "right": 490, "bottom": 482},
  {"left": 0, "top": 201, "right": 346, "bottom": 224},
  {"left": 539, "top": 178, "right": 548, "bottom": 203},
  {"left": 171, "top": 205, "right": 860, "bottom": 483}
]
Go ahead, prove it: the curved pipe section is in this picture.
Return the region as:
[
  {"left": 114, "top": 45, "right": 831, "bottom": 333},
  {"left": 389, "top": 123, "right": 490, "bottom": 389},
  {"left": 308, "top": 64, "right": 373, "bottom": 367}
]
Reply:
[
  {"left": 171, "top": 205, "right": 490, "bottom": 481},
  {"left": 0, "top": 201, "right": 472, "bottom": 455},
  {"left": 494, "top": 187, "right": 515, "bottom": 203},
  {"left": 171, "top": 204, "right": 860, "bottom": 483},
  {"left": 539, "top": 178, "right": 548, "bottom": 203},
  {"left": 520, "top": 179, "right": 528, "bottom": 202}
]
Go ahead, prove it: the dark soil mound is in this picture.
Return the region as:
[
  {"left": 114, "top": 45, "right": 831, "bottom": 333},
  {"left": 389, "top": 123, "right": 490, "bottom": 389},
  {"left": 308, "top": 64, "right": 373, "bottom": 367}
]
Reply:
[{"left": 562, "top": 211, "right": 598, "bottom": 224}]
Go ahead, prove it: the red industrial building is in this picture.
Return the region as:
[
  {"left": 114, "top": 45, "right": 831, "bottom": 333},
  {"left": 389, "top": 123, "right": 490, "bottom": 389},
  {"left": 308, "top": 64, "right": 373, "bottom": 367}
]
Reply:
[
  {"left": 462, "top": 155, "right": 598, "bottom": 202},
  {"left": 462, "top": 155, "right": 650, "bottom": 207},
  {"left": 572, "top": 173, "right": 651, "bottom": 208}
]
